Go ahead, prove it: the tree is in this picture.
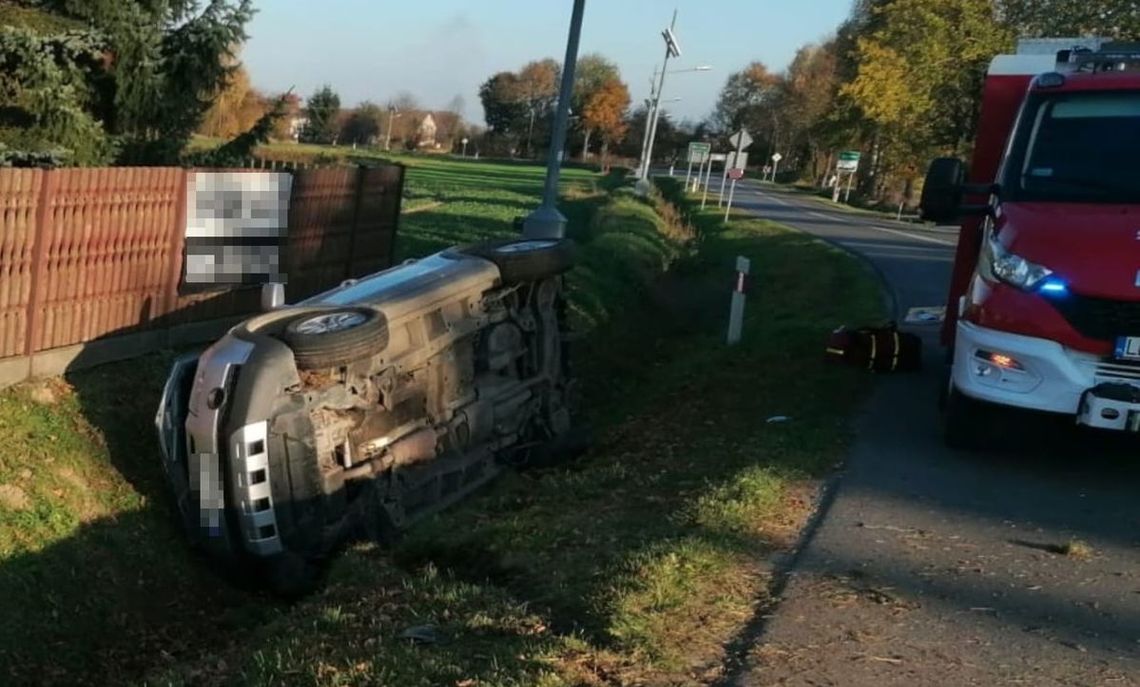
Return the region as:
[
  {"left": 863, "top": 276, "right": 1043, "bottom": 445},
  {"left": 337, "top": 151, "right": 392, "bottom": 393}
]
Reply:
[
  {"left": 190, "top": 92, "right": 291, "bottom": 167},
  {"left": 301, "top": 85, "right": 341, "bottom": 144},
  {"left": 712, "top": 61, "right": 784, "bottom": 157},
  {"left": 998, "top": 0, "right": 1140, "bottom": 38},
  {"left": 1, "top": 0, "right": 255, "bottom": 165},
  {"left": 581, "top": 76, "right": 629, "bottom": 170},
  {"left": 479, "top": 71, "right": 528, "bottom": 137},
  {"left": 269, "top": 91, "right": 303, "bottom": 141},
  {"left": 516, "top": 58, "right": 560, "bottom": 157},
  {"left": 779, "top": 42, "right": 843, "bottom": 182},
  {"left": 572, "top": 53, "right": 620, "bottom": 158},
  {"left": 199, "top": 63, "right": 267, "bottom": 139},
  {"left": 339, "top": 101, "right": 384, "bottom": 145}
]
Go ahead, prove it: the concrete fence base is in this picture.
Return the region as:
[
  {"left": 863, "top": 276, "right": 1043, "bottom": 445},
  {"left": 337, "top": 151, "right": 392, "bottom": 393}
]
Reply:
[{"left": 0, "top": 316, "right": 244, "bottom": 390}]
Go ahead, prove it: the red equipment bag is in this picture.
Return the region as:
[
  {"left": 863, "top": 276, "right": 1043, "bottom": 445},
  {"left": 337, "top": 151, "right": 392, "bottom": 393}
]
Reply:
[{"left": 825, "top": 322, "right": 922, "bottom": 373}]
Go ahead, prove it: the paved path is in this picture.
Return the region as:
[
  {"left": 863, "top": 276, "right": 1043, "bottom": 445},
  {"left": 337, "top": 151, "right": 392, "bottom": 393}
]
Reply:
[{"left": 720, "top": 182, "right": 1140, "bottom": 687}]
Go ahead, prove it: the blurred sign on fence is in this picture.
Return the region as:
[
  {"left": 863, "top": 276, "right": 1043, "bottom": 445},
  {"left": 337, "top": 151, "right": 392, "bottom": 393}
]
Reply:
[
  {"left": 183, "top": 172, "right": 292, "bottom": 290},
  {"left": 0, "top": 162, "right": 405, "bottom": 386}
]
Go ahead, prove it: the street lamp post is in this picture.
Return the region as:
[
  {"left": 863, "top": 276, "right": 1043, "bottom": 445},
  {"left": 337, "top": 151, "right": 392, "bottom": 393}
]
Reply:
[
  {"left": 521, "top": 0, "right": 586, "bottom": 239},
  {"left": 635, "top": 12, "right": 681, "bottom": 191}
]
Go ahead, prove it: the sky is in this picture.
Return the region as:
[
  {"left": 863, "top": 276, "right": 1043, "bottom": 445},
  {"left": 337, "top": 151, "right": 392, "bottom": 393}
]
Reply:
[{"left": 242, "top": 0, "right": 855, "bottom": 126}]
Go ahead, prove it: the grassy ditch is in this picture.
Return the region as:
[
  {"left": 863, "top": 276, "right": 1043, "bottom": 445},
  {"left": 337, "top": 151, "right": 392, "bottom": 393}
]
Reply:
[{"left": 0, "top": 162, "right": 883, "bottom": 686}]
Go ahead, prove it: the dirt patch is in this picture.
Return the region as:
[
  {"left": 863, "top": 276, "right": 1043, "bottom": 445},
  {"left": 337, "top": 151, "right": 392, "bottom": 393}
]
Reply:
[
  {"left": 28, "top": 380, "right": 68, "bottom": 406},
  {"left": 53, "top": 467, "right": 105, "bottom": 521},
  {"left": 0, "top": 484, "right": 30, "bottom": 511}
]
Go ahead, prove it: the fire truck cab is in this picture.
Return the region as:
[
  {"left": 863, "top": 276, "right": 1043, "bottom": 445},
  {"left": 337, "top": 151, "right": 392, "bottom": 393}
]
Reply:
[{"left": 922, "top": 39, "right": 1140, "bottom": 448}]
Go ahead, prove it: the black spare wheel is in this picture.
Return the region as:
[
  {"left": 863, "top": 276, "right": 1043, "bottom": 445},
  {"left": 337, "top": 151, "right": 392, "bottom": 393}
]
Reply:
[
  {"left": 280, "top": 307, "right": 388, "bottom": 369},
  {"left": 466, "top": 238, "right": 576, "bottom": 284}
]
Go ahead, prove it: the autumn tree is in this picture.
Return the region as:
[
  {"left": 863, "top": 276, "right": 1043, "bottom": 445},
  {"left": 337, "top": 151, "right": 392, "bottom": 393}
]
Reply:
[
  {"left": 779, "top": 42, "right": 843, "bottom": 182},
  {"left": 301, "top": 85, "right": 341, "bottom": 144},
  {"left": 199, "top": 63, "right": 267, "bottom": 139},
  {"left": 998, "top": 0, "right": 1140, "bottom": 38},
  {"left": 581, "top": 76, "right": 630, "bottom": 171},
  {"left": 572, "top": 53, "right": 620, "bottom": 158},
  {"left": 516, "top": 58, "right": 560, "bottom": 157},
  {"left": 843, "top": 0, "right": 1012, "bottom": 194},
  {"left": 712, "top": 60, "right": 787, "bottom": 162}
]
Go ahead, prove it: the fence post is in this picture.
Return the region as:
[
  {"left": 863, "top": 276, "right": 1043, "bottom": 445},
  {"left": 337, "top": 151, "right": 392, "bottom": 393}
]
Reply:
[
  {"left": 344, "top": 165, "right": 368, "bottom": 280},
  {"left": 23, "top": 169, "right": 56, "bottom": 356}
]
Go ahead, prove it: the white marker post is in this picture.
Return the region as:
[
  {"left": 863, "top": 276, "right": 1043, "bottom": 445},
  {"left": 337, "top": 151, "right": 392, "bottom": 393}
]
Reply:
[
  {"left": 718, "top": 158, "right": 729, "bottom": 206},
  {"left": 700, "top": 155, "right": 717, "bottom": 208},
  {"left": 727, "top": 256, "right": 750, "bottom": 345}
]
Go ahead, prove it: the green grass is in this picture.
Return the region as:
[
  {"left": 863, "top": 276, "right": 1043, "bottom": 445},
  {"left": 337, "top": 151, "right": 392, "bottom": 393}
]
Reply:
[{"left": 0, "top": 158, "right": 884, "bottom": 686}]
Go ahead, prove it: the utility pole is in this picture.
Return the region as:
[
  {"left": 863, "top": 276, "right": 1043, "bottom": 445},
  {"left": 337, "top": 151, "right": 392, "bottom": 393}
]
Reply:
[
  {"left": 384, "top": 107, "right": 400, "bottom": 151},
  {"left": 522, "top": 0, "right": 586, "bottom": 239}
]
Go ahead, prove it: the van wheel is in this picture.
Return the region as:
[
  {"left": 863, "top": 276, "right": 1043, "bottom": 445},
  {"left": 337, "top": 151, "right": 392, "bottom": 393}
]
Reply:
[
  {"left": 280, "top": 307, "right": 388, "bottom": 370},
  {"left": 944, "top": 385, "right": 986, "bottom": 451},
  {"left": 465, "top": 239, "right": 576, "bottom": 284}
]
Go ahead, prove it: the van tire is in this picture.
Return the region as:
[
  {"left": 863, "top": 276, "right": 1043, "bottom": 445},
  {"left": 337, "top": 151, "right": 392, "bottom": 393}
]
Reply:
[
  {"left": 280, "top": 307, "right": 388, "bottom": 370},
  {"left": 465, "top": 239, "right": 576, "bottom": 284}
]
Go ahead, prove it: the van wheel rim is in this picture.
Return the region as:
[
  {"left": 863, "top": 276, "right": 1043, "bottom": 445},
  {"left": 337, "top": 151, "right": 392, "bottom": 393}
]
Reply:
[
  {"left": 496, "top": 240, "right": 558, "bottom": 253},
  {"left": 294, "top": 312, "right": 366, "bottom": 334}
]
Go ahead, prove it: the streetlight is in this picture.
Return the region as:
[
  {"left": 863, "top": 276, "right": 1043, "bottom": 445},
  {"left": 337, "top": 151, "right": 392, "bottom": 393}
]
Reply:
[
  {"left": 521, "top": 0, "right": 586, "bottom": 239},
  {"left": 635, "top": 12, "right": 681, "bottom": 189},
  {"left": 633, "top": 14, "right": 710, "bottom": 193},
  {"left": 384, "top": 107, "right": 401, "bottom": 151}
]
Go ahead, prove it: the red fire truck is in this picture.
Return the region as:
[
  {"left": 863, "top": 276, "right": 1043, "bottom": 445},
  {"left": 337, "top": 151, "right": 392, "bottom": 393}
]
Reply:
[{"left": 921, "top": 39, "right": 1140, "bottom": 448}]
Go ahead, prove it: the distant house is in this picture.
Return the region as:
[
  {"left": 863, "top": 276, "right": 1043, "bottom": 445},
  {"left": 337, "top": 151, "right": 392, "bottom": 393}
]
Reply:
[
  {"left": 288, "top": 116, "right": 309, "bottom": 141},
  {"left": 416, "top": 113, "right": 437, "bottom": 148}
]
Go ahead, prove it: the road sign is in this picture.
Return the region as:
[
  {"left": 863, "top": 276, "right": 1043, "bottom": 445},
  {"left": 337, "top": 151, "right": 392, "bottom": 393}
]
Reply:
[
  {"left": 728, "top": 129, "right": 753, "bottom": 150},
  {"left": 837, "top": 150, "right": 861, "bottom": 172},
  {"left": 728, "top": 168, "right": 744, "bottom": 180},
  {"left": 710, "top": 153, "right": 728, "bottom": 162},
  {"left": 726, "top": 151, "right": 748, "bottom": 170},
  {"left": 687, "top": 141, "right": 711, "bottom": 164},
  {"left": 771, "top": 152, "right": 783, "bottom": 163}
]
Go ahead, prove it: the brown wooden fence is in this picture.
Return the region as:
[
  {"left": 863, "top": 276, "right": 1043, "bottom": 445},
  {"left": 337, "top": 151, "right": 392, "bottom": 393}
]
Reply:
[{"left": 0, "top": 163, "right": 404, "bottom": 383}]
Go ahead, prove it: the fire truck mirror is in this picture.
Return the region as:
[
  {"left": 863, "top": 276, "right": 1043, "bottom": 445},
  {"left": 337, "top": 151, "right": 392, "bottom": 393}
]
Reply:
[{"left": 920, "top": 157, "right": 967, "bottom": 225}]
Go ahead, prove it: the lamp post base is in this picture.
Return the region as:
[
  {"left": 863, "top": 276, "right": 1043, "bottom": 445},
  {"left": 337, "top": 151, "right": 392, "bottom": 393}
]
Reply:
[{"left": 522, "top": 205, "right": 567, "bottom": 239}]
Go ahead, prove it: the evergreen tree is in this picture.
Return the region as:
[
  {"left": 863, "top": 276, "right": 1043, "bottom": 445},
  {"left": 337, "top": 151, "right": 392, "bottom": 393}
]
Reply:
[
  {"left": 301, "top": 85, "right": 341, "bottom": 145},
  {"left": 1, "top": 0, "right": 254, "bottom": 165}
]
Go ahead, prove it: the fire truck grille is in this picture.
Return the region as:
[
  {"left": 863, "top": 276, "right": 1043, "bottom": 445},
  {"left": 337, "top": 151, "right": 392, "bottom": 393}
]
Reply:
[{"left": 1050, "top": 294, "right": 1140, "bottom": 342}]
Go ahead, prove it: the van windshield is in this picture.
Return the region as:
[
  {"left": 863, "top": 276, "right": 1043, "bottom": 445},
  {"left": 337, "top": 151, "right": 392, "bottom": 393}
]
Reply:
[{"left": 1003, "top": 90, "right": 1140, "bottom": 204}]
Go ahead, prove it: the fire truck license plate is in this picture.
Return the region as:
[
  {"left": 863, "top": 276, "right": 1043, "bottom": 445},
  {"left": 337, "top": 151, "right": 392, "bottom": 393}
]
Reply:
[{"left": 1114, "top": 337, "right": 1140, "bottom": 361}]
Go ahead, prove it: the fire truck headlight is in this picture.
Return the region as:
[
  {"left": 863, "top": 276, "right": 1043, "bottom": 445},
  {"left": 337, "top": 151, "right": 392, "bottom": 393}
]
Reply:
[{"left": 980, "top": 231, "right": 1053, "bottom": 291}]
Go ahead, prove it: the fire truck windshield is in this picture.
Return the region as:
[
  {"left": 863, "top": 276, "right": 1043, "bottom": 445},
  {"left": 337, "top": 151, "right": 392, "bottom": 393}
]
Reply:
[{"left": 1002, "top": 90, "right": 1140, "bottom": 204}]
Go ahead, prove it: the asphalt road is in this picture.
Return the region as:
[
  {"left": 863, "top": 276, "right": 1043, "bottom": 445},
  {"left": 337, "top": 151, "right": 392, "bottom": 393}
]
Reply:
[{"left": 717, "top": 181, "right": 1140, "bottom": 686}]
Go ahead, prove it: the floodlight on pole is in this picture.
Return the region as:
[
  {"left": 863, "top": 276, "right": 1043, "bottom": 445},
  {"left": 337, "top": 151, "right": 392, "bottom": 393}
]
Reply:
[{"left": 635, "top": 9, "right": 679, "bottom": 188}]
